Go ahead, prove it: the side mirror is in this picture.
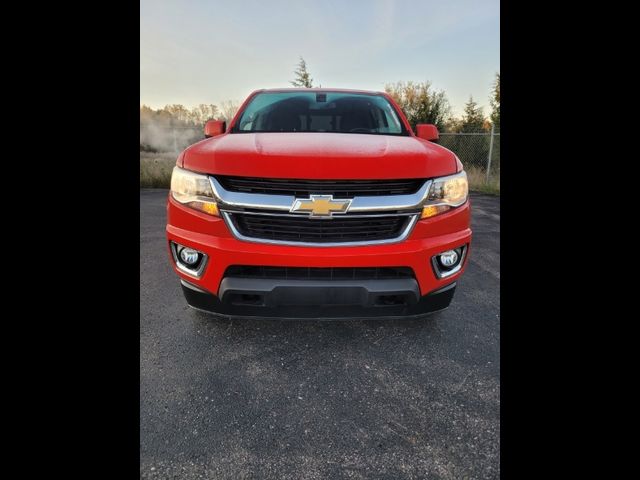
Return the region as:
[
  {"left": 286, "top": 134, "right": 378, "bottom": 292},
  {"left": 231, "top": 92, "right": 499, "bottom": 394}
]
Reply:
[
  {"left": 204, "top": 120, "right": 226, "bottom": 138},
  {"left": 416, "top": 124, "right": 439, "bottom": 141}
]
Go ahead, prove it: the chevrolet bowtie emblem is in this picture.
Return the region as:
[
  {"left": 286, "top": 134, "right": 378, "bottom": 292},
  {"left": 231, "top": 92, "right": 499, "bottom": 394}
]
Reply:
[{"left": 290, "top": 194, "right": 352, "bottom": 218}]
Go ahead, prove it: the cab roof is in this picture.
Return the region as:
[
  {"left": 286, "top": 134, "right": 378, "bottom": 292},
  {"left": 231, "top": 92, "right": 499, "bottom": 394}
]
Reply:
[{"left": 254, "top": 88, "right": 386, "bottom": 96}]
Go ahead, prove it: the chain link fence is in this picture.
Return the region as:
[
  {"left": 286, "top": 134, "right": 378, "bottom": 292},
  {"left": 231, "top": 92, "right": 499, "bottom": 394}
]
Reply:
[{"left": 438, "top": 127, "right": 500, "bottom": 193}]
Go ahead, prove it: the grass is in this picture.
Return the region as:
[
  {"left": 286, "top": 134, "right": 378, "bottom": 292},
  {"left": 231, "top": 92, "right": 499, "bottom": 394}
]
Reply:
[
  {"left": 140, "top": 151, "right": 501, "bottom": 195},
  {"left": 466, "top": 166, "right": 500, "bottom": 195},
  {"left": 140, "top": 151, "right": 176, "bottom": 188}
]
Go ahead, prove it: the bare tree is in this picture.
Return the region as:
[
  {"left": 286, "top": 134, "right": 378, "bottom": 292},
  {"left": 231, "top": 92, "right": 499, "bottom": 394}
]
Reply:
[
  {"left": 192, "top": 104, "right": 219, "bottom": 125},
  {"left": 164, "top": 104, "right": 191, "bottom": 125},
  {"left": 219, "top": 100, "right": 240, "bottom": 124},
  {"left": 490, "top": 73, "right": 500, "bottom": 129}
]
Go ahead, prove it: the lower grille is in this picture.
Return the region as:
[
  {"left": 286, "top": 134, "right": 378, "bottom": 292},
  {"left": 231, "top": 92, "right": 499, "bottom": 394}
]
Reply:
[
  {"left": 225, "top": 265, "right": 415, "bottom": 280},
  {"left": 226, "top": 212, "right": 412, "bottom": 244}
]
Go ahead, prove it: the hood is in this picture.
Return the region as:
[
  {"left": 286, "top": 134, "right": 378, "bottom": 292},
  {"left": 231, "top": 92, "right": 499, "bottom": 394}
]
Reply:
[{"left": 181, "top": 132, "right": 457, "bottom": 179}]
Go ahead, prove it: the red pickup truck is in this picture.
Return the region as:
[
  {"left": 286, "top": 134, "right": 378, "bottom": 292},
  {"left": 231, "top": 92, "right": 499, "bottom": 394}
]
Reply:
[{"left": 166, "top": 88, "right": 471, "bottom": 319}]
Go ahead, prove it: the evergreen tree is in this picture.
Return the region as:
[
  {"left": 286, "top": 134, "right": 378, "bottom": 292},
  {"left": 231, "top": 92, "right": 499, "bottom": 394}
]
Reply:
[
  {"left": 442, "top": 97, "right": 489, "bottom": 168},
  {"left": 460, "top": 96, "right": 486, "bottom": 133},
  {"left": 291, "top": 57, "right": 314, "bottom": 88}
]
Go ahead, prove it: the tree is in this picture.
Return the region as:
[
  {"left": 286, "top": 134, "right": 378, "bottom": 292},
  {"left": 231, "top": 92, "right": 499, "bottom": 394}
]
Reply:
[
  {"left": 384, "top": 81, "right": 451, "bottom": 131},
  {"left": 460, "top": 96, "right": 486, "bottom": 133},
  {"left": 490, "top": 73, "right": 500, "bottom": 129},
  {"left": 164, "top": 104, "right": 191, "bottom": 125},
  {"left": 192, "top": 104, "right": 218, "bottom": 125},
  {"left": 291, "top": 56, "right": 314, "bottom": 88},
  {"left": 140, "top": 104, "right": 216, "bottom": 152},
  {"left": 441, "top": 97, "right": 489, "bottom": 169},
  {"left": 219, "top": 100, "right": 240, "bottom": 123}
]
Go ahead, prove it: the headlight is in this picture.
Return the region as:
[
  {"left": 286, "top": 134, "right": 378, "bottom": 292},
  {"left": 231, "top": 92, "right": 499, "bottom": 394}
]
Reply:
[
  {"left": 170, "top": 166, "right": 219, "bottom": 216},
  {"left": 421, "top": 171, "right": 468, "bottom": 219}
]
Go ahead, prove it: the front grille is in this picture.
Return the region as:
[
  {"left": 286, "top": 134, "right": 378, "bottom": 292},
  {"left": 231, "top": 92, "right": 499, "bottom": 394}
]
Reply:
[
  {"left": 216, "top": 176, "right": 424, "bottom": 197},
  {"left": 227, "top": 212, "right": 411, "bottom": 243},
  {"left": 225, "top": 265, "right": 414, "bottom": 280}
]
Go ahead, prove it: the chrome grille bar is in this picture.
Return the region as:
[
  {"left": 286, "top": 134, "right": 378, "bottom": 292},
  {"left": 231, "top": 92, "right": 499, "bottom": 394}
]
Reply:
[{"left": 209, "top": 177, "right": 432, "bottom": 213}]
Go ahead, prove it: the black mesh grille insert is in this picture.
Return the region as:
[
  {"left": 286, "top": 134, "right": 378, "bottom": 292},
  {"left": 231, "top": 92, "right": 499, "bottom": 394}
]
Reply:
[
  {"left": 225, "top": 265, "right": 415, "bottom": 280},
  {"left": 228, "top": 213, "right": 410, "bottom": 243},
  {"left": 216, "top": 176, "right": 424, "bottom": 197}
]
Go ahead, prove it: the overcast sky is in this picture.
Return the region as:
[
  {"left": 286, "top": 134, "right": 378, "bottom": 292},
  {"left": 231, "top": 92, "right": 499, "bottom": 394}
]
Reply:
[{"left": 140, "top": 0, "right": 499, "bottom": 117}]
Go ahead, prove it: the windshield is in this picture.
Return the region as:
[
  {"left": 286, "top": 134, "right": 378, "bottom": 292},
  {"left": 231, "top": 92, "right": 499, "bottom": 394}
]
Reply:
[{"left": 232, "top": 91, "right": 408, "bottom": 136}]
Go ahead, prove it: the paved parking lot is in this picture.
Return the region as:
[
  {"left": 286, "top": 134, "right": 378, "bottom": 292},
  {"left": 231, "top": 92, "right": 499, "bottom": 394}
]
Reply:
[{"left": 140, "top": 190, "right": 500, "bottom": 479}]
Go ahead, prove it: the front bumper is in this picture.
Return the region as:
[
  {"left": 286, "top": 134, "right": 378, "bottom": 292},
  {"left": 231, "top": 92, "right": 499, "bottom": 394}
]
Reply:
[
  {"left": 181, "top": 278, "right": 457, "bottom": 319},
  {"left": 166, "top": 195, "right": 471, "bottom": 318}
]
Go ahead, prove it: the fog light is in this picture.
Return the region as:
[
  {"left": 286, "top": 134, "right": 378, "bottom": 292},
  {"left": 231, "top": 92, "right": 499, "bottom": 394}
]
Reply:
[
  {"left": 431, "top": 245, "right": 467, "bottom": 279},
  {"left": 439, "top": 250, "right": 459, "bottom": 268},
  {"left": 170, "top": 242, "right": 208, "bottom": 277},
  {"left": 179, "top": 247, "right": 200, "bottom": 266}
]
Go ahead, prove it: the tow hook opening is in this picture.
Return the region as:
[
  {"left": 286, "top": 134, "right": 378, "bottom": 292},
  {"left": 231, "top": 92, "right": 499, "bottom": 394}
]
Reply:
[
  {"left": 228, "top": 293, "right": 265, "bottom": 306},
  {"left": 374, "top": 294, "right": 409, "bottom": 306}
]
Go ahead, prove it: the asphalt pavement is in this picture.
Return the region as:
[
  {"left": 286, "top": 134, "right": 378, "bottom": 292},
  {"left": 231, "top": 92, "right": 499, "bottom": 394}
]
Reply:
[{"left": 140, "top": 190, "right": 500, "bottom": 479}]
